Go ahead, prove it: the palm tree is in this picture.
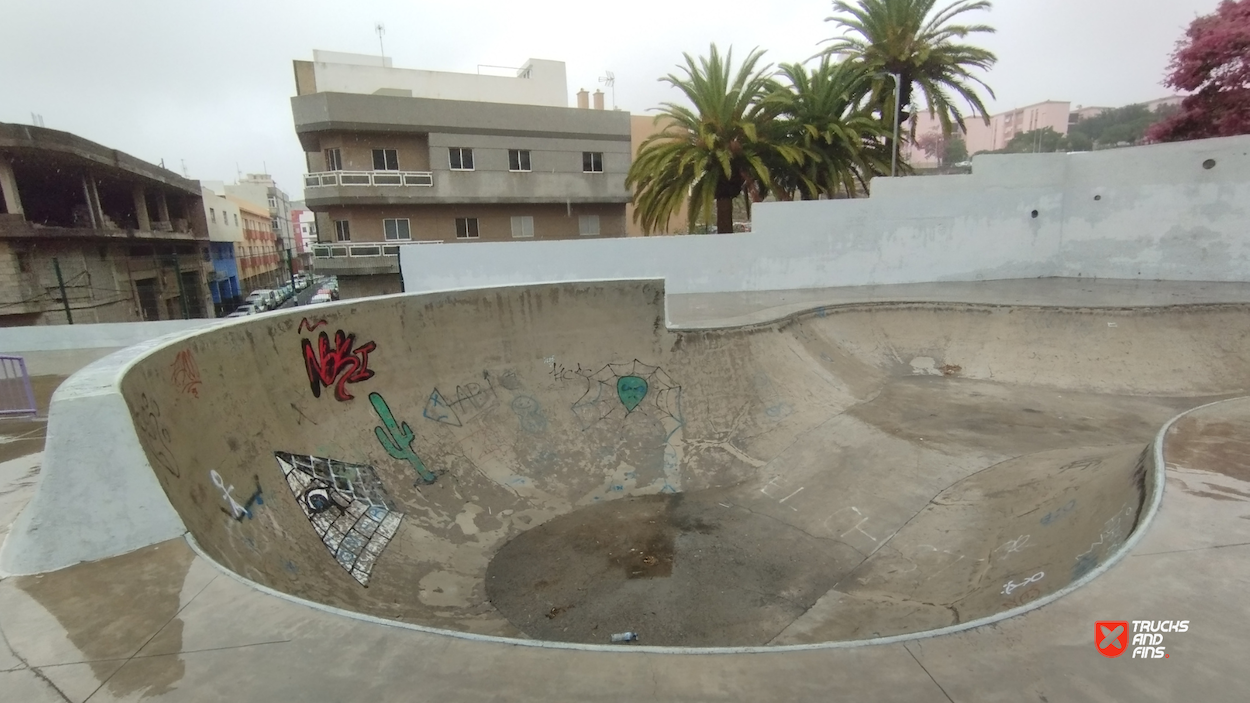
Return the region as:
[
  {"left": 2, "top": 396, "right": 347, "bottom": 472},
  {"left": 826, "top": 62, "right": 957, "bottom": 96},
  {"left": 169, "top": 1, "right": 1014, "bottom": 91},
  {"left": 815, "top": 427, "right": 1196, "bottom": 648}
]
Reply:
[
  {"left": 627, "top": 45, "right": 803, "bottom": 235},
  {"left": 822, "top": 0, "right": 998, "bottom": 165},
  {"left": 763, "top": 59, "right": 894, "bottom": 199}
]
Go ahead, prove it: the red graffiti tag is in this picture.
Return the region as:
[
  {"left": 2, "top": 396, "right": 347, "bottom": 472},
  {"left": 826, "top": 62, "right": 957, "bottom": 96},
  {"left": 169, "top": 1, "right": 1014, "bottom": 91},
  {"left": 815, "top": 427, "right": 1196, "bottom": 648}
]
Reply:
[
  {"left": 298, "top": 318, "right": 328, "bottom": 334},
  {"left": 170, "top": 348, "right": 202, "bottom": 398},
  {"left": 301, "top": 331, "right": 377, "bottom": 401}
]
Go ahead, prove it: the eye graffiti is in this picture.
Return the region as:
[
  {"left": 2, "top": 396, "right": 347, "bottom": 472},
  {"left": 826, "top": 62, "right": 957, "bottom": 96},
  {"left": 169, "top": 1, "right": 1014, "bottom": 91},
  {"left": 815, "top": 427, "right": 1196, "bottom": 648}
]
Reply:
[{"left": 274, "top": 451, "right": 404, "bottom": 586}]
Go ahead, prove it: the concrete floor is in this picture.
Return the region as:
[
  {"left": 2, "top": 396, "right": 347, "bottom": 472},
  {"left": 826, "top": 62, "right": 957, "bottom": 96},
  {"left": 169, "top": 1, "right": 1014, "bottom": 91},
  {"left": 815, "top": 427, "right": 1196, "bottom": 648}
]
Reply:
[{"left": 2, "top": 279, "right": 1249, "bottom": 701}]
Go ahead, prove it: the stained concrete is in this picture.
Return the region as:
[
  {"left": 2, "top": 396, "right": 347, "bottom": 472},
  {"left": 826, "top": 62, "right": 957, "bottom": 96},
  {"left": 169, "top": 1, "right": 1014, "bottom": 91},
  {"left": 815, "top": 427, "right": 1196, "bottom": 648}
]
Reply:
[
  {"left": 59, "top": 279, "right": 1250, "bottom": 647},
  {"left": 2, "top": 280, "right": 1250, "bottom": 699}
]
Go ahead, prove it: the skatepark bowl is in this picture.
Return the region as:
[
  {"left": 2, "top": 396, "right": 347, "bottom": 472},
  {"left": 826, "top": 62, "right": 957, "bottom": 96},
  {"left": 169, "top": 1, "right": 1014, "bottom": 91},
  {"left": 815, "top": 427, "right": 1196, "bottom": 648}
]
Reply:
[{"left": 106, "top": 279, "right": 1232, "bottom": 649}]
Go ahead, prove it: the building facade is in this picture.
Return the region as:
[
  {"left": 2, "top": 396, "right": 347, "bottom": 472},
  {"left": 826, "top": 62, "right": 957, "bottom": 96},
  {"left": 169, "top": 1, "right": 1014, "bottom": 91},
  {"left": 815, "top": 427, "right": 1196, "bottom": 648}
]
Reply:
[
  {"left": 291, "top": 51, "right": 630, "bottom": 298},
  {"left": 0, "top": 123, "right": 213, "bottom": 326},
  {"left": 231, "top": 194, "right": 284, "bottom": 292},
  {"left": 202, "top": 184, "right": 243, "bottom": 315},
  {"left": 903, "top": 96, "right": 1186, "bottom": 167},
  {"left": 289, "top": 200, "right": 313, "bottom": 272}
]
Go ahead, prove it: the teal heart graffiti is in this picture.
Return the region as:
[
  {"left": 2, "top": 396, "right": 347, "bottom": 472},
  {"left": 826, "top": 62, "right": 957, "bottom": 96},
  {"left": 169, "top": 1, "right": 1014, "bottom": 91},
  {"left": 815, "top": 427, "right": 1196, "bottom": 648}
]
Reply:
[{"left": 617, "top": 375, "right": 648, "bottom": 413}]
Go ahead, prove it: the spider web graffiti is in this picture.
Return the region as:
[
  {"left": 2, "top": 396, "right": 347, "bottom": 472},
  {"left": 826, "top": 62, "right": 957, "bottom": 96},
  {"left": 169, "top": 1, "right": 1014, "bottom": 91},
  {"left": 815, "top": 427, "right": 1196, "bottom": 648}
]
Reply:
[
  {"left": 273, "top": 451, "right": 403, "bottom": 586},
  {"left": 571, "top": 360, "right": 684, "bottom": 431}
]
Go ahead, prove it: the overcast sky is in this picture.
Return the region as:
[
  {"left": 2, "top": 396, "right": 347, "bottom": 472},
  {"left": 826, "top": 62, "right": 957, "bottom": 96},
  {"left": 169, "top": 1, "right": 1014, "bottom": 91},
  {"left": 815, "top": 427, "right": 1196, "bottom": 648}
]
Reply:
[{"left": 0, "top": 0, "right": 1222, "bottom": 198}]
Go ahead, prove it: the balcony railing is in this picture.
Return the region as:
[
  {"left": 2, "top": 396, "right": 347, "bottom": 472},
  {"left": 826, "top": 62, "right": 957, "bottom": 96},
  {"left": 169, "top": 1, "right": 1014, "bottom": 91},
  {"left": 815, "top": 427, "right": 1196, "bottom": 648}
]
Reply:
[
  {"left": 304, "top": 170, "right": 434, "bottom": 188},
  {"left": 312, "top": 240, "right": 441, "bottom": 259}
]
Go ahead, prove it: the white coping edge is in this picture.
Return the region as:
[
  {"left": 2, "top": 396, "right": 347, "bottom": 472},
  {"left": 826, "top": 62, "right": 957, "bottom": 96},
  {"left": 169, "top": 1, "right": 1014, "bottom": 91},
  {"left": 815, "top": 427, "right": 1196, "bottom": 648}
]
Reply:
[
  {"left": 180, "top": 359, "right": 1228, "bottom": 655},
  {"left": 0, "top": 321, "right": 236, "bottom": 577}
]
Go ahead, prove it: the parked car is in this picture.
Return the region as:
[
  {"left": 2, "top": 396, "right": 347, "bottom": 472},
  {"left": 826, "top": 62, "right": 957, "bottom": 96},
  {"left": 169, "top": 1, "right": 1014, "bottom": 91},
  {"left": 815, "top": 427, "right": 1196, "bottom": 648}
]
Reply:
[
  {"left": 245, "top": 289, "right": 276, "bottom": 311},
  {"left": 309, "top": 292, "right": 333, "bottom": 305},
  {"left": 225, "top": 304, "right": 257, "bottom": 318}
]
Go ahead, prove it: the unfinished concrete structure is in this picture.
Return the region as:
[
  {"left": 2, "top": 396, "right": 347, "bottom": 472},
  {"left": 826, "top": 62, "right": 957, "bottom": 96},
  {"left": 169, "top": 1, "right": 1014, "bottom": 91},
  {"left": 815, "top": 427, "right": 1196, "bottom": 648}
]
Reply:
[{"left": 0, "top": 123, "right": 213, "bottom": 326}]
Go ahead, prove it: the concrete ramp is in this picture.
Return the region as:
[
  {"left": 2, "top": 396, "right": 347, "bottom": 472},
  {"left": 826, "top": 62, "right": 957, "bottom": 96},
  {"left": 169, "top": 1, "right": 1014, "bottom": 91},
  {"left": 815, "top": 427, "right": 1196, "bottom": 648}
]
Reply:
[{"left": 43, "top": 281, "right": 1250, "bottom": 646}]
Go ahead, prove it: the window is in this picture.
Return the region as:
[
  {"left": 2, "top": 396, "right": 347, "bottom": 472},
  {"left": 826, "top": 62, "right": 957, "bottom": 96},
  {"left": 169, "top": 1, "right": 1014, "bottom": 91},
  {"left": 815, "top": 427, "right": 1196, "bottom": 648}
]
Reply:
[
  {"left": 324, "top": 148, "right": 342, "bottom": 171},
  {"left": 510, "top": 215, "right": 534, "bottom": 238},
  {"left": 267, "top": 196, "right": 277, "bottom": 209},
  {"left": 455, "top": 217, "right": 479, "bottom": 239},
  {"left": 579, "top": 215, "right": 600, "bottom": 236},
  {"left": 209, "top": 208, "right": 216, "bottom": 223},
  {"left": 372, "top": 148, "right": 399, "bottom": 171},
  {"left": 508, "top": 149, "right": 531, "bottom": 172},
  {"left": 334, "top": 220, "right": 351, "bottom": 242},
  {"left": 383, "top": 218, "right": 411, "bottom": 241},
  {"left": 233, "top": 213, "right": 238, "bottom": 226},
  {"left": 582, "top": 152, "right": 604, "bottom": 173},
  {"left": 271, "top": 218, "right": 280, "bottom": 231},
  {"left": 449, "top": 147, "right": 474, "bottom": 171}
]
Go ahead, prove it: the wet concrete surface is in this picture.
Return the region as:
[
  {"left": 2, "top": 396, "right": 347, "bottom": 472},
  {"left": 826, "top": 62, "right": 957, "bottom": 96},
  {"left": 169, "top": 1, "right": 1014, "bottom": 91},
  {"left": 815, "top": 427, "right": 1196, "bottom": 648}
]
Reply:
[
  {"left": 0, "top": 375, "right": 65, "bottom": 465},
  {"left": 5, "top": 281, "right": 1250, "bottom": 700},
  {"left": 487, "top": 492, "right": 857, "bottom": 646},
  {"left": 103, "top": 282, "right": 1250, "bottom": 647}
]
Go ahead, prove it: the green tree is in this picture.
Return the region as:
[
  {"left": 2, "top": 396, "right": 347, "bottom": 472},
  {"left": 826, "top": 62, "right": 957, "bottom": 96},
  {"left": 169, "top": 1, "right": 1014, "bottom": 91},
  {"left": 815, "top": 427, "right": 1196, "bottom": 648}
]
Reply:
[
  {"left": 945, "top": 135, "right": 969, "bottom": 163},
  {"left": 763, "top": 59, "right": 892, "bottom": 199},
  {"left": 1070, "top": 104, "right": 1176, "bottom": 148},
  {"left": 822, "top": 0, "right": 998, "bottom": 165},
  {"left": 1003, "top": 127, "right": 1066, "bottom": 153},
  {"left": 627, "top": 45, "right": 800, "bottom": 234}
]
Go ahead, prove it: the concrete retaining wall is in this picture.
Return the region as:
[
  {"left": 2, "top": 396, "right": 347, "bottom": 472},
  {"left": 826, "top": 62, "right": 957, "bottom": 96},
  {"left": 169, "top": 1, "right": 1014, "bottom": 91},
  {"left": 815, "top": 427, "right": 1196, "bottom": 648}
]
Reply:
[
  {"left": 400, "top": 136, "right": 1250, "bottom": 295},
  {"left": 0, "top": 319, "right": 218, "bottom": 375},
  {"left": 0, "top": 332, "right": 192, "bottom": 575}
]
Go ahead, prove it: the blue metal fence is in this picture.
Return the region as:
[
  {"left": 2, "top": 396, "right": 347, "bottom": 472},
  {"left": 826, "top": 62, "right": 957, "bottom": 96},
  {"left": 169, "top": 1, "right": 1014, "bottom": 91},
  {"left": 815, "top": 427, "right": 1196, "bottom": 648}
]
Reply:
[{"left": 0, "top": 356, "right": 37, "bottom": 418}]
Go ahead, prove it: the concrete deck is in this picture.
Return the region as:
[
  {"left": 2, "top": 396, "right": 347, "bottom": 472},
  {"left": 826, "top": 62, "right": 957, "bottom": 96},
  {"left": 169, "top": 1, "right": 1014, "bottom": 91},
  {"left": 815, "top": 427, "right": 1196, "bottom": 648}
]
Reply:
[{"left": 2, "top": 279, "right": 1249, "bottom": 701}]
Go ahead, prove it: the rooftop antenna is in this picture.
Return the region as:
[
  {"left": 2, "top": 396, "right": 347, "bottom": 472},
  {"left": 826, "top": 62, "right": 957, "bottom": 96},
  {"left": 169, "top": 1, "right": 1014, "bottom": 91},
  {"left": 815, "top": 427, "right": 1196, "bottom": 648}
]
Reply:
[
  {"left": 180, "top": 159, "right": 188, "bottom": 178},
  {"left": 599, "top": 71, "right": 616, "bottom": 109},
  {"left": 375, "top": 23, "right": 386, "bottom": 64},
  {"left": 30, "top": 113, "right": 44, "bottom": 127},
  {"left": 236, "top": 162, "right": 242, "bottom": 180}
]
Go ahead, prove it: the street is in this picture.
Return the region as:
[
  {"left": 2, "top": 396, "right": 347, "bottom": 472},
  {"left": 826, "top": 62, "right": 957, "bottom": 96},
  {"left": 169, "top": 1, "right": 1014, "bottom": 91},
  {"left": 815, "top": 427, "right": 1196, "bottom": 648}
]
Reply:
[{"left": 274, "top": 277, "right": 326, "bottom": 310}]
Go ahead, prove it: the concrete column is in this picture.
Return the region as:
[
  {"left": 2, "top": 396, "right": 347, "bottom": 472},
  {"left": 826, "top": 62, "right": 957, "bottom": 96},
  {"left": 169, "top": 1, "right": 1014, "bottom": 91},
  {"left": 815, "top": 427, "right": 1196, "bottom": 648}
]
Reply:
[
  {"left": 81, "top": 176, "right": 100, "bottom": 229},
  {"left": 156, "top": 190, "right": 170, "bottom": 224},
  {"left": 132, "top": 185, "right": 151, "bottom": 231},
  {"left": 0, "top": 157, "right": 22, "bottom": 216}
]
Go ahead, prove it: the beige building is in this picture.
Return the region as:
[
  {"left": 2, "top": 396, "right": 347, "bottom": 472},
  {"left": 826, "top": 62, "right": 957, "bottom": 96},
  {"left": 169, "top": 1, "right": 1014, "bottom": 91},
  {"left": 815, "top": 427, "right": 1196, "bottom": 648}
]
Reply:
[
  {"left": 291, "top": 51, "right": 631, "bottom": 298},
  {"left": 0, "top": 123, "right": 213, "bottom": 325},
  {"left": 625, "top": 115, "right": 689, "bottom": 236},
  {"left": 230, "top": 194, "right": 284, "bottom": 292}
]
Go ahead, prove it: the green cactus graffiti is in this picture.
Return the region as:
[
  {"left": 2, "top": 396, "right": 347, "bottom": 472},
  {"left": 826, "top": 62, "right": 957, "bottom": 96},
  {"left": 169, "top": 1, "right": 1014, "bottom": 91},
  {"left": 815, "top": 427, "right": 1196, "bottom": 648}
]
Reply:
[{"left": 369, "top": 392, "right": 436, "bottom": 484}]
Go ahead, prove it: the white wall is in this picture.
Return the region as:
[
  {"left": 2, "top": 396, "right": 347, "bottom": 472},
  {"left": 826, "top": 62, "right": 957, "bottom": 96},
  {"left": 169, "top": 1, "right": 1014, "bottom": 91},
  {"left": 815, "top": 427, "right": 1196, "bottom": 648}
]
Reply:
[
  {"left": 311, "top": 52, "right": 568, "bottom": 108},
  {"left": 401, "top": 136, "right": 1250, "bottom": 296}
]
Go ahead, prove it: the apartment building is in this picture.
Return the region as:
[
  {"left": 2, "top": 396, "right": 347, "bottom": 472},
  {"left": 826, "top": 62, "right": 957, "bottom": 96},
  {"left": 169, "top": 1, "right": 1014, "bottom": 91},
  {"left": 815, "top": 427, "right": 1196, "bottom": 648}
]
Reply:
[
  {"left": 227, "top": 173, "right": 294, "bottom": 269},
  {"left": 230, "top": 194, "right": 285, "bottom": 292},
  {"left": 903, "top": 96, "right": 1185, "bottom": 167},
  {"left": 0, "top": 122, "right": 212, "bottom": 325},
  {"left": 902, "top": 100, "right": 1071, "bottom": 166},
  {"left": 202, "top": 184, "right": 243, "bottom": 314},
  {"left": 291, "top": 50, "right": 631, "bottom": 298}
]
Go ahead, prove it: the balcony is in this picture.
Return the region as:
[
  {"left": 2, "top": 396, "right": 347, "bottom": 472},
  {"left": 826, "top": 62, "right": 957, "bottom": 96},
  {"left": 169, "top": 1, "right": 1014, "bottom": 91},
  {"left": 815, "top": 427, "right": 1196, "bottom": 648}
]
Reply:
[
  {"left": 304, "top": 170, "right": 433, "bottom": 188},
  {"left": 302, "top": 168, "right": 629, "bottom": 207},
  {"left": 310, "top": 240, "right": 441, "bottom": 276}
]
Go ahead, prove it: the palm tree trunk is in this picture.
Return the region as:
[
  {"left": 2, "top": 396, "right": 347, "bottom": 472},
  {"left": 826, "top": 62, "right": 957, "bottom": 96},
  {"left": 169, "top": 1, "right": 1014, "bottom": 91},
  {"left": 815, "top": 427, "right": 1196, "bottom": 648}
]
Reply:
[{"left": 716, "top": 198, "right": 734, "bottom": 234}]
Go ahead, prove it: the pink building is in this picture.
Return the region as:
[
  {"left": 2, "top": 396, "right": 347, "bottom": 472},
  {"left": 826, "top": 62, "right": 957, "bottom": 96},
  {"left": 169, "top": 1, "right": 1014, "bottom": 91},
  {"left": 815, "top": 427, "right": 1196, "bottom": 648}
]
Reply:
[
  {"left": 903, "top": 100, "right": 1071, "bottom": 166},
  {"left": 901, "top": 96, "right": 1184, "bottom": 167}
]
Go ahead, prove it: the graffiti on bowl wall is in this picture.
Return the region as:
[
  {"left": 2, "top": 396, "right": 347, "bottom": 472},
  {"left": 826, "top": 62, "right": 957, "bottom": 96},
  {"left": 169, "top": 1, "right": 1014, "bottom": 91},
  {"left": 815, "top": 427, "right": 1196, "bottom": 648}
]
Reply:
[{"left": 274, "top": 451, "right": 404, "bottom": 586}]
